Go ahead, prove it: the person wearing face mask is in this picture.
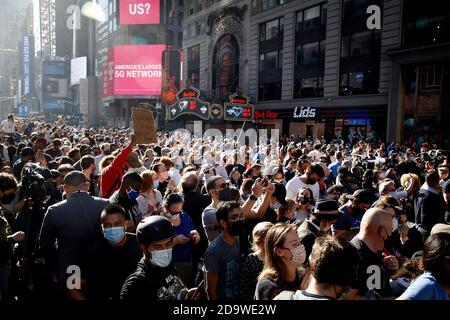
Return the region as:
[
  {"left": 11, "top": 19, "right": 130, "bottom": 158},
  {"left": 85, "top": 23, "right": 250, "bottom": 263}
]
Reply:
[
  {"left": 297, "top": 199, "right": 341, "bottom": 260},
  {"left": 286, "top": 163, "right": 324, "bottom": 202},
  {"left": 121, "top": 215, "right": 198, "bottom": 301},
  {"left": 109, "top": 172, "right": 144, "bottom": 233},
  {"left": 255, "top": 223, "right": 307, "bottom": 300},
  {"left": 229, "top": 167, "right": 243, "bottom": 189},
  {"left": 0, "top": 173, "right": 25, "bottom": 302},
  {"left": 204, "top": 202, "right": 244, "bottom": 300},
  {"left": 83, "top": 204, "right": 140, "bottom": 300},
  {"left": 277, "top": 200, "right": 298, "bottom": 224},
  {"left": 277, "top": 236, "right": 359, "bottom": 300},
  {"left": 136, "top": 170, "right": 163, "bottom": 217},
  {"left": 346, "top": 208, "right": 399, "bottom": 300},
  {"left": 295, "top": 187, "right": 315, "bottom": 223},
  {"left": 160, "top": 157, "right": 181, "bottom": 188},
  {"left": 332, "top": 189, "right": 375, "bottom": 241},
  {"left": 152, "top": 162, "right": 175, "bottom": 197},
  {"left": 202, "top": 176, "right": 231, "bottom": 242},
  {"left": 163, "top": 193, "right": 200, "bottom": 288},
  {"left": 38, "top": 171, "right": 110, "bottom": 300}
]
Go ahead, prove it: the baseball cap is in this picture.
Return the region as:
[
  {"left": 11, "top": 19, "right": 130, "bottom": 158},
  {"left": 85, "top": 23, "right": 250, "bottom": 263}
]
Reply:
[
  {"left": 430, "top": 223, "right": 450, "bottom": 235},
  {"left": 346, "top": 189, "right": 376, "bottom": 204}
]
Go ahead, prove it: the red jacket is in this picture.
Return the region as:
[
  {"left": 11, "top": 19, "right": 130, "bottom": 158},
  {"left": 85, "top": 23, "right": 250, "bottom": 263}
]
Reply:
[{"left": 100, "top": 145, "right": 132, "bottom": 198}]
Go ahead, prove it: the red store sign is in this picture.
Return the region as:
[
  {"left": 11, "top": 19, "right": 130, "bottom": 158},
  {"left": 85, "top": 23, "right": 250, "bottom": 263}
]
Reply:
[{"left": 255, "top": 110, "right": 279, "bottom": 120}]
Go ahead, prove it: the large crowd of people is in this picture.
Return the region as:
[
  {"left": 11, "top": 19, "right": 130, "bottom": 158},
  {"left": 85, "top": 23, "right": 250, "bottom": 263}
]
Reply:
[{"left": 0, "top": 113, "right": 449, "bottom": 302}]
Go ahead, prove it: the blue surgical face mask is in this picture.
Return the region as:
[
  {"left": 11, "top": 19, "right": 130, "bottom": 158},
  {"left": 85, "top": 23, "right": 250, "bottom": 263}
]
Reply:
[
  {"left": 127, "top": 186, "right": 140, "bottom": 200},
  {"left": 176, "top": 163, "right": 183, "bottom": 170},
  {"left": 153, "top": 180, "right": 159, "bottom": 189},
  {"left": 149, "top": 248, "right": 173, "bottom": 268},
  {"left": 103, "top": 226, "right": 125, "bottom": 245}
]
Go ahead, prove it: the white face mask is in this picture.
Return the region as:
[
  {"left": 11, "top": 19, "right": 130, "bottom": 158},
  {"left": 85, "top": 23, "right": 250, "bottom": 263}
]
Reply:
[{"left": 149, "top": 248, "right": 172, "bottom": 268}]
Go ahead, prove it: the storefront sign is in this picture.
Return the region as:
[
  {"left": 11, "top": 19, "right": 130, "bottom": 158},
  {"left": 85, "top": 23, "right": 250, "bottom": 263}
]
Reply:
[
  {"left": 293, "top": 106, "right": 316, "bottom": 118},
  {"left": 224, "top": 93, "right": 254, "bottom": 121},
  {"left": 167, "top": 86, "right": 210, "bottom": 121},
  {"left": 255, "top": 110, "right": 279, "bottom": 120}
]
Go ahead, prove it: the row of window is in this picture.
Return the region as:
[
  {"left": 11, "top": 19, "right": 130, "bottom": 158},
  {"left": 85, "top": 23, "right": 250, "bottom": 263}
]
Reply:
[{"left": 259, "top": 70, "right": 380, "bottom": 101}]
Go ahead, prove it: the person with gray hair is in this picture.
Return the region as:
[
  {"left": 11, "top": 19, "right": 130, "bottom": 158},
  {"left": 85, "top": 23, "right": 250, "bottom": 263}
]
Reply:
[{"left": 38, "top": 171, "right": 110, "bottom": 300}]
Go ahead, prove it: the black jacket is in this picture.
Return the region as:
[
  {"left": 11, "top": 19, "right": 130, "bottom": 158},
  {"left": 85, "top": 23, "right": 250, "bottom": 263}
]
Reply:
[
  {"left": 415, "top": 189, "right": 446, "bottom": 233},
  {"left": 120, "top": 258, "right": 185, "bottom": 301}
]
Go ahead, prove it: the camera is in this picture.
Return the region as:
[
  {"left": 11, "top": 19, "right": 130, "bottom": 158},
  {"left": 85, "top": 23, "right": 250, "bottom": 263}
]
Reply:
[{"left": 21, "top": 164, "right": 55, "bottom": 203}]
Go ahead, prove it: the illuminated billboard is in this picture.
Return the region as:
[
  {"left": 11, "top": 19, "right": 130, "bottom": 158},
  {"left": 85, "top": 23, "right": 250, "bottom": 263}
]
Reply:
[
  {"left": 102, "top": 44, "right": 166, "bottom": 98},
  {"left": 120, "top": 0, "right": 160, "bottom": 25}
]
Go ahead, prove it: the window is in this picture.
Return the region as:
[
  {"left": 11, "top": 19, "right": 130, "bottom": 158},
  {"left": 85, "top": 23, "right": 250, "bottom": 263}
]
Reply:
[
  {"left": 296, "top": 4, "right": 327, "bottom": 32},
  {"left": 304, "top": 6, "right": 320, "bottom": 30},
  {"left": 296, "top": 41, "right": 325, "bottom": 65},
  {"left": 341, "top": 31, "right": 380, "bottom": 57},
  {"left": 343, "top": 0, "right": 375, "bottom": 20},
  {"left": 260, "top": 18, "right": 283, "bottom": 41},
  {"left": 296, "top": 11, "right": 303, "bottom": 32},
  {"left": 420, "top": 65, "right": 443, "bottom": 91},
  {"left": 109, "top": 0, "right": 113, "bottom": 16},
  {"left": 188, "top": 45, "right": 200, "bottom": 87},
  {"left": 259, "top": 51, "right": 283, "bottom": 71},
  {"left": 294, "top": 77, "right": 324, "bottom": 98},
  {"left": 339, "top": 70, "right": 379, "bottom": 95},
  {"left": 261, "top": 0, "right": 270, "bottom": 11},
  {"left": 258, "top": 81, "right": 282, "bottom": 101}
]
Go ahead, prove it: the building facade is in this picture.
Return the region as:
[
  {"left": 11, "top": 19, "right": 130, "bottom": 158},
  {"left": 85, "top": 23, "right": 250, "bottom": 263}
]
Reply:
[{"left": 181, "top": 0, "right": 449, "bottom": 146}]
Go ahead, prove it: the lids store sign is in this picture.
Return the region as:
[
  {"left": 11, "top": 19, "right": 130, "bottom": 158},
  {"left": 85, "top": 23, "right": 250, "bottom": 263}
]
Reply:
[{"left": 293, "top": 106, "right": 316, "bottom": 118}]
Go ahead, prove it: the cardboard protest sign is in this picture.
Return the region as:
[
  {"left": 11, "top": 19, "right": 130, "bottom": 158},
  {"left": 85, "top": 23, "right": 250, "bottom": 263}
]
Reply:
[{"left": 132, "top": 108, "right": 157, "bottom": 144}]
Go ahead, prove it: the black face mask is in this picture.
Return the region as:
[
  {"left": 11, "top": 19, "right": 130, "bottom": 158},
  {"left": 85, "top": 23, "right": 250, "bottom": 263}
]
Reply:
[
  {"left": 306, "top": 176, "right": 317, "bottom": 185},
  {"left": 298, "top": 196, "right": 310, "bottom": 205},
  {"left": 229, "top": 220, "right": 245, "bottom": 236},
  {"left": 218, "top": 187, "right": 231, "bottom": 201},
  {"left": 352, "top": 206, "right": 366, "bottom": 216},
  {"left": 1, "top": 193, "right": 15, "bottom": 205}
]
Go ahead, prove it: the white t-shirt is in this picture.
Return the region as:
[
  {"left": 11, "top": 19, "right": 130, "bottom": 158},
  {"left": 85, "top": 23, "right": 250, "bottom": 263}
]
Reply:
[
  {"left": 308, "top": 149, "right": 323, "bottom": 161},
  {"left": 1, "top": 120, "right": 15, "bottom": 134},
  {"left": 286, "top": 176, "right": 320, "bottom": 203}
]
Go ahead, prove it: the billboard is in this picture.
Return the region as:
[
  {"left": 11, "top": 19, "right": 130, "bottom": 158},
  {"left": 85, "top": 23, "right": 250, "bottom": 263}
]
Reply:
[
  {"left": 102, "top": 44, "right": 166, "bottom": 98},
  {"left": 120, "top": 0, "right": 160, "bottom": 25},
  {"left": 23, "top": 35, "right": 30, "bottom": 96},
  {"left": 71, "top": 56, "right": 87, "bottom": 86},
  {"left": 42, "top": 60, "right": 68, "bottom": 110}
]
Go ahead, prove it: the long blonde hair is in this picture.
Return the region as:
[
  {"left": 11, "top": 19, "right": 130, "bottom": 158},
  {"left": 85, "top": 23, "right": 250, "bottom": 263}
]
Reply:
[
  {"left": 251, "top": 222, "right": 273, "bottom": 256},
  {"left": 258, "top": 223, "right": 293, "bottom": 284}
]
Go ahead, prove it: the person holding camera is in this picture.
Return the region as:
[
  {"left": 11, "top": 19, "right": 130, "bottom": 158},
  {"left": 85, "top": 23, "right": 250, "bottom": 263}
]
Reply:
[{"left": 162, "top": 193, "right": 200, "bottom": 288}]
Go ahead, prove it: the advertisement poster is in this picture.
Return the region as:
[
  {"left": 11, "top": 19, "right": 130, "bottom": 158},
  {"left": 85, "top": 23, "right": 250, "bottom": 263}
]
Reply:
[
  {"left": 120, "top": 0, "right": 160, "bottom": 25},
  {"left": 103, "top": 45, "right": 166, "bottom": 98}
]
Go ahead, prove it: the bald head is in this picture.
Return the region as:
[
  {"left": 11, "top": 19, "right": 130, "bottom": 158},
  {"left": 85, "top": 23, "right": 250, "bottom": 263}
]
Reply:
[{"left": 358, "top": 208, "right": 392, "bottom": 252}]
